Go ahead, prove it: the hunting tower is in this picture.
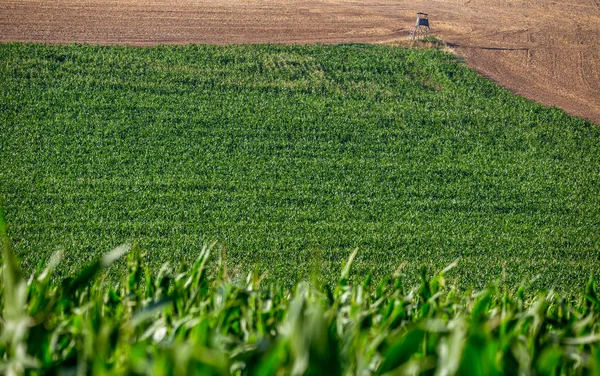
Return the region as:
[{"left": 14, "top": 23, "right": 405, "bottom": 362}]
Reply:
[{"left": 410, "top": 12, "right": 430, "bottom": 40}]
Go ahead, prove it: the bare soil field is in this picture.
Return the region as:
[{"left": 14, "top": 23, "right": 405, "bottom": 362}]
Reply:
[{"left": 1, "top": 0, "right": 599, "bottom": 123}]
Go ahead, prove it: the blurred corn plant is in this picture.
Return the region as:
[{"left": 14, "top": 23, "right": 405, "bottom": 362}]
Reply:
[{"left": 2, "top": 206, "right": 600, "bottom": 375}]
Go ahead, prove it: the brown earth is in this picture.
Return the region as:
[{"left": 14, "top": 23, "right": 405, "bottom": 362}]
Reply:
[{"left": 1, "top": 0, "right": 599, "bottom": 123}]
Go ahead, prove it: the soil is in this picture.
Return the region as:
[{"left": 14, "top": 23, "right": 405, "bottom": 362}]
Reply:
[{"left": 1, "top": 0, "right": 598, "bottom": 123}]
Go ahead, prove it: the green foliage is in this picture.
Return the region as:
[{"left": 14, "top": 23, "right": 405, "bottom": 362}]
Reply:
[
  {"left": 418, "top": 34, "right": 443, "bottom": 46},
  {"left": 0, "top": 43, "right": 599, "bottom": 291},
  {"left": 3, "top": 232, "right": 600, "bottom": 375}
]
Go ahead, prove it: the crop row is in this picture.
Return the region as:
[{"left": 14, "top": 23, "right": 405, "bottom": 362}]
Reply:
[{"left": 3, "top": 212, "right": 600, "bottom": 375}]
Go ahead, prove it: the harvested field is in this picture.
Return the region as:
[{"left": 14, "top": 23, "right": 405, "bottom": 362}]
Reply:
[{"left": 0, "top": 0, "right": 599, "bottom": 123}]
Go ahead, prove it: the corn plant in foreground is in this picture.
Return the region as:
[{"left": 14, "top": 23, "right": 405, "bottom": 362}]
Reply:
[{"left": 2, "top": 212, "right": 600, "bottom": 375}]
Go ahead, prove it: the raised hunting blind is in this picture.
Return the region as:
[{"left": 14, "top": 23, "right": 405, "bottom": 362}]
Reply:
[{"left": 410, "top": 12, "right": 430, "bottom": 40}]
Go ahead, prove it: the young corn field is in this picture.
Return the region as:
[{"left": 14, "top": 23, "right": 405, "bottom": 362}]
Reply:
[
  {"left": 3, "top": 210, "right": 600, "bottom": 375},
  {"left": 2, "top": 43, "right": 600, "bottom": 375},
  {"left": 1, "top": 43, "right": 599, "bottom": 292}
]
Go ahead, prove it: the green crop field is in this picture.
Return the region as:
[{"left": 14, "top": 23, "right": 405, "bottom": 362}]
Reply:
[
  {"left": 4, "top": 230, "right": 600, "bottom": 375},
  {"left": 0, "top": 43, "right": 599, "bottom": 292}
]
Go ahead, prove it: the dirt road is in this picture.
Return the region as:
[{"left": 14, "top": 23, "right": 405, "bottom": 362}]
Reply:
[{"left": 1, "top": 0, "right": 598, "bottom": 123}]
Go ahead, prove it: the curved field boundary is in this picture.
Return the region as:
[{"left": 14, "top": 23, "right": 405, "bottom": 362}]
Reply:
[{"left": 0, "top": 0, "right": 598, "bottom": 123}]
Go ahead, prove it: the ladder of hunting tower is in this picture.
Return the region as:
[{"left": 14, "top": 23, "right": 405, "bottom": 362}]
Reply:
[{"left": 410, "top": 12, "right": 430, "bottom": 40}]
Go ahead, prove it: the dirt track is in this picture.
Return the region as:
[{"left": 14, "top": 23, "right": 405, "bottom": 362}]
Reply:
[{"left": 1, "top": 0, "right": 599, "bottom": 123}]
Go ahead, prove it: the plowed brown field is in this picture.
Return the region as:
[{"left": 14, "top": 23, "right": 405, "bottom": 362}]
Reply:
[{"left": 1, "top": 0, "right": 598, "bottom": 123}]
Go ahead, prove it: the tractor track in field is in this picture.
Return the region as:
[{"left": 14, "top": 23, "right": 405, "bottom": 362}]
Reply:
[
  {"left": 0, "top": 0, "right": 598, "bottom": 123},
  {"left": 579, "top": 51, "right": 600, "bottom": 94}
]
